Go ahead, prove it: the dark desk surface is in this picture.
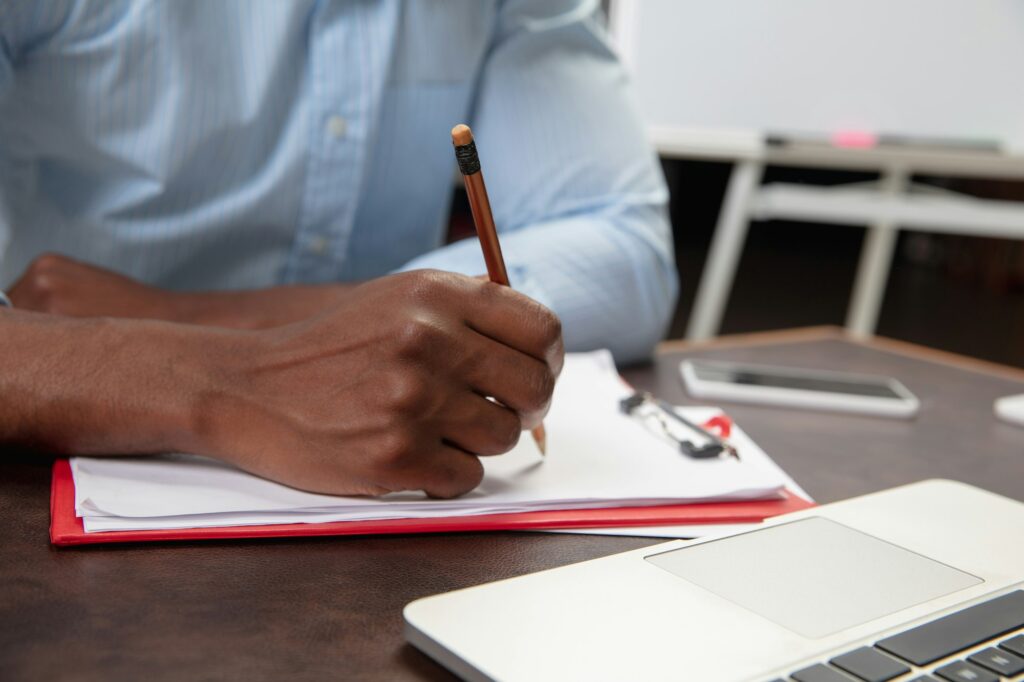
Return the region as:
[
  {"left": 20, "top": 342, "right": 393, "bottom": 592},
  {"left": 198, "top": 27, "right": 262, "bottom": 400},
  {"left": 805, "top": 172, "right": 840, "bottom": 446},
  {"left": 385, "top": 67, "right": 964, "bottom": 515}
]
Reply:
[{"left": 3, "top": 328, "right": 1023, "bottom": 681}]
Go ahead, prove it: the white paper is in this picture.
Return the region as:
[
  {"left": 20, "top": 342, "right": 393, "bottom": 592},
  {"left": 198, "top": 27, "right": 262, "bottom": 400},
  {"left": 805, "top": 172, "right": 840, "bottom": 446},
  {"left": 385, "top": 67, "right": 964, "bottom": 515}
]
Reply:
[
  {"left": 537, "top": 420, "right": 814, "bottom": 539},
  {"left": 72, "top": 351, "right": 790, "bottom": 533}
]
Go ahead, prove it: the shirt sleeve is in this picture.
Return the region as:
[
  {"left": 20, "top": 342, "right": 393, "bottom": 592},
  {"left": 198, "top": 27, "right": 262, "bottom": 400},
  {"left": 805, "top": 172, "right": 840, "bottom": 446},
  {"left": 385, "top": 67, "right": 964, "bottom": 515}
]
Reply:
[{"left": 396, "top": 0, "right": 677, "bottom": 364}]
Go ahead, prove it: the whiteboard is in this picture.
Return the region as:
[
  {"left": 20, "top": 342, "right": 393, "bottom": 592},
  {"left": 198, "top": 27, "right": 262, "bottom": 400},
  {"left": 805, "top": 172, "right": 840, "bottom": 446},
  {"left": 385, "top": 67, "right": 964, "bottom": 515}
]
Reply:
[{"left": 611, "top": 0, "right": 1024, "bottom": 156}]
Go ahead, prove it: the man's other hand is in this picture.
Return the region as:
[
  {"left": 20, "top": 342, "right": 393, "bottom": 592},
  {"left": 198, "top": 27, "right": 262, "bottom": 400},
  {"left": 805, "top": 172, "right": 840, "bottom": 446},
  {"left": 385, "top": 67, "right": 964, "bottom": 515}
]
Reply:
[
  {"left": 8, "top": 253, "right": 348, "bottom": 329},
  {"left": 9, "top": 253, "right": 182, "bottom": 320},
  {"left": 205, "top": 270, "right": 564, "bottom": 498}
]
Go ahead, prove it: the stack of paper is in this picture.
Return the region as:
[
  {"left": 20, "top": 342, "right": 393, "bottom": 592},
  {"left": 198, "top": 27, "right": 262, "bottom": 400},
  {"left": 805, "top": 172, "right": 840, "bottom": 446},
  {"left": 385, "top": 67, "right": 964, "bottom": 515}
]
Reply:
[{"left": 71, "top": 351, "right": 798, "bottom": 534}]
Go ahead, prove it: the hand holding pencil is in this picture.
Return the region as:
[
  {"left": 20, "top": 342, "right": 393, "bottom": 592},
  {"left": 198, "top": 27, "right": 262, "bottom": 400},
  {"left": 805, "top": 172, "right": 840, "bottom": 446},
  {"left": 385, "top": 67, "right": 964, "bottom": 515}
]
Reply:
[{"left": 451, "top": 124, "right": 550, "bottom": 455}]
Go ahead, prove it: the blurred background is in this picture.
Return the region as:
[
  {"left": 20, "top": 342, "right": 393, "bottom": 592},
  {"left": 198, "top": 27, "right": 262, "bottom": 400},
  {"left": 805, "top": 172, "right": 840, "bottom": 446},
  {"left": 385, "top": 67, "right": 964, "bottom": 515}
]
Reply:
[
  {"left": 661, "top": 164, "right": 1024, "bottom": 368},
  {"left": 467, "top": 0, "right": 1024, "bottom": 368},
  {"left": 632, "top": 0, "right": 1024, "bottom": 368}
]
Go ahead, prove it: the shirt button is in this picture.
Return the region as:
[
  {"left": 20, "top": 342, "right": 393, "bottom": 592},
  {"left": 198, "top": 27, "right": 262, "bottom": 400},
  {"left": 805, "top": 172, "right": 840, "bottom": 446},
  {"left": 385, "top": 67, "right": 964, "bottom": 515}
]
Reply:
[
  {"left": 326, "top": 115, "right": 347, "bottom": 139},
  {"left": 308, "top": 236, "right": 329, "bottom": 255}
]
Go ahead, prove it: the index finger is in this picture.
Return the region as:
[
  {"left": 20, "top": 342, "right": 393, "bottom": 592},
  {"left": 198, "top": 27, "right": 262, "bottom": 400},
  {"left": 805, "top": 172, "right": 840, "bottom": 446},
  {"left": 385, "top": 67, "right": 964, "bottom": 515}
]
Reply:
[{"left": 459, "top": 279, "right": 564, "bottom": 375}]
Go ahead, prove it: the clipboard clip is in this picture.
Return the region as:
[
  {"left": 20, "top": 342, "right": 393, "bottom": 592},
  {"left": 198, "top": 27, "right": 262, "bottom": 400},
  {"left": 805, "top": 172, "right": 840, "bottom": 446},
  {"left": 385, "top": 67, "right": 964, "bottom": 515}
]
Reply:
[{"left": 619, "top": 392, "right": 739, "bottom": 460}]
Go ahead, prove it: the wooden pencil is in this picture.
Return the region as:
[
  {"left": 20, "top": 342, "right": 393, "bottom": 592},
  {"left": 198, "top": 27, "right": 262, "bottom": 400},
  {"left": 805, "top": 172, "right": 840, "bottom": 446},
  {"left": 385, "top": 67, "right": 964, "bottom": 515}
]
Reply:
[{"left": 451, "top": 123, "right": 548, "bottom": 456}]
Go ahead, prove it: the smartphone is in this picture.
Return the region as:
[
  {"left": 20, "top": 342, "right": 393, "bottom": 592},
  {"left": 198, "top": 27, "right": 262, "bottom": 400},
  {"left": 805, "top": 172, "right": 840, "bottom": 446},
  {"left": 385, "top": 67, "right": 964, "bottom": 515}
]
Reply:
[{"left": 680, "top": 359, "right": 919, "bottom": 419}]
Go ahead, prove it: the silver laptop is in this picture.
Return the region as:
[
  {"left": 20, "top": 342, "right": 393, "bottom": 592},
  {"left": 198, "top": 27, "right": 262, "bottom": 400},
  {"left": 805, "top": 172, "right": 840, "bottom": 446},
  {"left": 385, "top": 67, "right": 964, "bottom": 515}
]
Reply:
[{"left": 405, "top": 480, "right": 1024, "bottom": 681}]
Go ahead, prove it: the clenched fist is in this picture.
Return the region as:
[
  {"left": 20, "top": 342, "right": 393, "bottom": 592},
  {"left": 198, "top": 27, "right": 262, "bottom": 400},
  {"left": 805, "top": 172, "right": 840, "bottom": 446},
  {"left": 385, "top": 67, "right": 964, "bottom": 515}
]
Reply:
[{"left": 201, "top": 270, "right": 564, "bottom": 498}]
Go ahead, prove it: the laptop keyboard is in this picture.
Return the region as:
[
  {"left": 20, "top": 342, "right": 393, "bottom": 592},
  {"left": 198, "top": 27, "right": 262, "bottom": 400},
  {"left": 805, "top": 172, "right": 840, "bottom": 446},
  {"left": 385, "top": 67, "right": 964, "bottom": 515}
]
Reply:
[{"left": 771, "top": 591, "right": 1024, "bottom": 682}]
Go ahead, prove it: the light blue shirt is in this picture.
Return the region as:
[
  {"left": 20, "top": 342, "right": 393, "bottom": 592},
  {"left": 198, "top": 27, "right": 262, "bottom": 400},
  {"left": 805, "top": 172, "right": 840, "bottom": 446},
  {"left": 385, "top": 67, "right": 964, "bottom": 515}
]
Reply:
[{"left": 0, "top": 0, "right": 676, "bottom": 361}]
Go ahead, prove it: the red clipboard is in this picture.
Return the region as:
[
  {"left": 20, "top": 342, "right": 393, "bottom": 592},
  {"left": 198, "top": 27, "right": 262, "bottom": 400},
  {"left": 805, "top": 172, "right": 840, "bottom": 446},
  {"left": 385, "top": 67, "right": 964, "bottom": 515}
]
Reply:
[{"left": 49, "top": 459, "right": 815, "bottom": 546}]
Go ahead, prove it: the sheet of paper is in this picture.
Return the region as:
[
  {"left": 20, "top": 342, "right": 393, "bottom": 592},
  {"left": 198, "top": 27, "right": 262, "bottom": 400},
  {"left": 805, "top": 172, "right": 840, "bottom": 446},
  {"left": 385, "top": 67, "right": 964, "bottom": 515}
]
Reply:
[
  {"left": 536, "top": 416, "right": 814, "bottom": 539},
  {"left": 72, "top": 351, "right": 790, "bottom": 533}
]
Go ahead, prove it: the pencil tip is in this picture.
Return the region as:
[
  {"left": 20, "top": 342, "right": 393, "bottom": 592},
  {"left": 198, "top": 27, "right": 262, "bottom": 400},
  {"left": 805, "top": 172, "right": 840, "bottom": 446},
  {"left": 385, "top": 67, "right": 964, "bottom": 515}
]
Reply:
[
  {"left": 451, "top": 123, "right": 474, "bottom": 146},
  {"left": 532, "top": 424, "right": 547, "bottom": 456}
]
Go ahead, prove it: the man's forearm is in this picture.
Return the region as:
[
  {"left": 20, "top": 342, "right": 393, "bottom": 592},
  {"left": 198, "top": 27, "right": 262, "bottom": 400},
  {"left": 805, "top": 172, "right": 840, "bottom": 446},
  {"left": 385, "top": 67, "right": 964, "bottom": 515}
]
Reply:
[
  {"left": 0, "top": 309, "right": 224, "bottom": 456},
  {"left": 174, "top": 284, "right": 355, "bottom": 329}
]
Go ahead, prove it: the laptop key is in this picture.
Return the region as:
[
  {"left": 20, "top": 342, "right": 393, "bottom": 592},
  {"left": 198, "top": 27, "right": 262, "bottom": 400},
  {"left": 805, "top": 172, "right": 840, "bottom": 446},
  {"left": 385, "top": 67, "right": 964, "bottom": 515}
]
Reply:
[
  {"left": 791, "top": 663, "right": 857, "bottom": 682},
  {"left": 1000, "top": 633, "right": 1024, "bottom": 657},
  {"left": 967, "top": 646, "right": 1024, "bottom": 676},
  {"left": 830, "top": 647, "right": 910, "bottom": 681},
  {"left": 875, "top": 591, "right": 1024, "bottom": 666},
  {"left": 934, "top": 661, "right": 998, "bottom": 682},
  {"left": 908, "top": 678, "right": 941, "bottom": 682}
]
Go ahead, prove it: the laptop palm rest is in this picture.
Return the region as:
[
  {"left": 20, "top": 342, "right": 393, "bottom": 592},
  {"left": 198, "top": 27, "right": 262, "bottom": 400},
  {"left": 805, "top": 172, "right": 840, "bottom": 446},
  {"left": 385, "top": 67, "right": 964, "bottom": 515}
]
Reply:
[{"left": 645, "top": 517, "right": 981, "bottom": 638}]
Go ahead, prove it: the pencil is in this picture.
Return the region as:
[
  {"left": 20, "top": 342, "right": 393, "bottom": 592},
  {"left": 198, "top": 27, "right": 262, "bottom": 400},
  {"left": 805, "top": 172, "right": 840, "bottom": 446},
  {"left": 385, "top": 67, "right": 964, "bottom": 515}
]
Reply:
[{"left": 451, "top": 123, "right": 548, "bottom": 456}]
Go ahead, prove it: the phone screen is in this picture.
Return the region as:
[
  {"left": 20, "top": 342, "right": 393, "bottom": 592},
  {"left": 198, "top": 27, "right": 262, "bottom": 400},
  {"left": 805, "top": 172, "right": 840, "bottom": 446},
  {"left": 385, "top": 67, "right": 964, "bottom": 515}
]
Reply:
[{"left": 692, "top": 362, "right": 904, "bottom": 399}]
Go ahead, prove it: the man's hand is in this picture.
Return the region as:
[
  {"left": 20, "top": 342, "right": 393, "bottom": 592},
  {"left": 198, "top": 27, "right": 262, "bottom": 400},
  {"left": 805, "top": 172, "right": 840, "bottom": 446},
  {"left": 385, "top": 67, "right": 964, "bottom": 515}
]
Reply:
[
  {"left": 9, "top": 253, "right": 181, "bottom": 319},
  {"left": 0, "top": 269, "right": 561, "bottom": 499},
  {"left": 203, "top": 270, "right": 564, "bottom": 498},
  {"left": 8, "top": 253, "right": 349, "bottom": 329}
]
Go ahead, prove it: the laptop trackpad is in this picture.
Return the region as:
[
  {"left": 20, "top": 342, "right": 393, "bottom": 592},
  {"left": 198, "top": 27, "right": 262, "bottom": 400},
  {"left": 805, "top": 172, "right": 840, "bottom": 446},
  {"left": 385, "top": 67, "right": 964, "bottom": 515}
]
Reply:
[{"left": 645, "top": 517, "right": 981, "bottom": 638}]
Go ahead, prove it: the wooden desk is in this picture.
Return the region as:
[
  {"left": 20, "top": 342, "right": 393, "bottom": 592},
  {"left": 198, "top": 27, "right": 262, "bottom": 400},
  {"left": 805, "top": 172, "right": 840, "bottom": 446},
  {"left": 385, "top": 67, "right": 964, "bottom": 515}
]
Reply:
[{"left": 3, "top": 328, "right": 1023, "bottom": 681}]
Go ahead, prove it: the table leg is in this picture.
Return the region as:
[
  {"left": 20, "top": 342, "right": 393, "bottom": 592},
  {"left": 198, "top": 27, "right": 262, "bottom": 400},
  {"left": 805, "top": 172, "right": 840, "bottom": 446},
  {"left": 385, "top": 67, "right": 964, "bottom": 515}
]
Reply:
[
  {"left": 845, "top": 165, "right": 910, "bottom": 338},
  {"left": 686, "top": 159, "right": 765, "bottom": 341}
]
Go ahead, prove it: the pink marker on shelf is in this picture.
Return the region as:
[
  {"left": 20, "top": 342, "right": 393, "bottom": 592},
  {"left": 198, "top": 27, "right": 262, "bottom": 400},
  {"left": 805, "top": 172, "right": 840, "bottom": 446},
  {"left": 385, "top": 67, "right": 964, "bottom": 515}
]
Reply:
[{"left": 831, "top": 130, "right": 879, "bottom": 149}]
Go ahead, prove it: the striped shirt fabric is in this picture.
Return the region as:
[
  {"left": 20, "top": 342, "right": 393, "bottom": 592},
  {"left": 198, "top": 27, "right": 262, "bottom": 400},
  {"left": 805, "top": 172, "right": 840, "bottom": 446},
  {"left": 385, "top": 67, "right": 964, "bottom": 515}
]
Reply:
[{"left": 0, "top": 0, "right": 677, "bottom": 362}]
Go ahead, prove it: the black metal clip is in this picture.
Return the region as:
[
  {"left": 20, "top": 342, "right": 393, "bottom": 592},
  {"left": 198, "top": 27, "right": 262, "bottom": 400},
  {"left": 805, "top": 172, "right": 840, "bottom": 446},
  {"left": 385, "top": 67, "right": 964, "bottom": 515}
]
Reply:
[{"left": 619, "top": 391, "right": 738, "bottom": 460}]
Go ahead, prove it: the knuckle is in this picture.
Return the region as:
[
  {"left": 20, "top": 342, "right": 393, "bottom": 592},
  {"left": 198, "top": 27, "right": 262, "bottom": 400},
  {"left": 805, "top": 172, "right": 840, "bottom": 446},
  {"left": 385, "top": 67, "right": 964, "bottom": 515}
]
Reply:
[
  {"left": 403, "top": 269, "right": 454, "bottom": 304},
  {"left": 386, "top": 371, "right": 430, "bottom": 416},
  {"left": 394, "top": 315, "right": 443, "bottom": 357},
  {"left": 17, "top": 254, "right": 77, "bottom": 307},
  {"left": 375, "top": 429, "right": 417, "bottom": 468},
  {"left": 29, "top": 253, "right": 69, "bottom": 277},
  {"left": 538, "top": 309, "right": 562, "bottom": 348},
  {"left": 29, "top": 273, "right": 58, "bottom": 298},
  {"left": 526, "top": 366, "right": 556, "bottom": 411},
  {"left": 492, "top": 410, "right": 522, "bottom": 452}
]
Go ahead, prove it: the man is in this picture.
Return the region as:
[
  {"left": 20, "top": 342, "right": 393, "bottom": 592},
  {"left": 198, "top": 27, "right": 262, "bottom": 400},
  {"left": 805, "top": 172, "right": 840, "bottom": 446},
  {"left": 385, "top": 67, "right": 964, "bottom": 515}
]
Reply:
[{"left": 0, "top": 1, "right": 676, "bottom": 497}]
